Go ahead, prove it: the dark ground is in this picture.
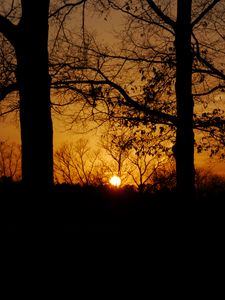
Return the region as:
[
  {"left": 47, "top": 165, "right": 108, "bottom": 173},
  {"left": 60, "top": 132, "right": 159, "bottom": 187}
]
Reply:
[{"left": 1, "top": 182, "right": 225, "bottom": 233}]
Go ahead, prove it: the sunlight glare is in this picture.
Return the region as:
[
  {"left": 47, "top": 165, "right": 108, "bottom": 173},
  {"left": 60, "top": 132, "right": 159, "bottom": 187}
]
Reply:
[{"left": 109, "top": 175, "right": 121, "bottom": 187}]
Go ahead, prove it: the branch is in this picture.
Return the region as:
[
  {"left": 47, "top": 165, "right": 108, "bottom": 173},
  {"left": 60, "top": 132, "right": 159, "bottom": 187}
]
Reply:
[
  {"left": 87, "top": 49, "right": 168, "bottom": 64},
  {"left": 193, "top": 85, "right": 225, "bottom": 97},
  {"left": 51, "top": 75, "right": 176, "bottom": 126},
  {"left": 0, "top": 15, "right": 17, "bottom": 45},
  {"left": 195, "top": 53, "right": 225, "bottom": 81},
  {"left": 107, "top": 1, "right": 174, "bottom": 35},
  {"left": 192, "top": 31, "right": 225, "bottom": 80},
  {"left": 146, "top": 0, "right": 176, "bottom": 29},
  {"left": 192, "top": 0, "right": 220, "bottom": 28},
  {"left": 195, "top": 118, "right": 225, "bottom": 129},
  {"left": 0, "top": 106, "right": 18, "bottom": 117},
  {"left": 49, "top": 0, "right": 87, "bottom": 18},
  {"left": 0, "top": 83, "right": 18, "bottom": 101}
]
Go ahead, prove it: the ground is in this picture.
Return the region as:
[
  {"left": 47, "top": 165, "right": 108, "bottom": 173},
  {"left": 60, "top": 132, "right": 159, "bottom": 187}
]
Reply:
[{"left": 2, "top": 183, "right": 225, "bottom": 233}]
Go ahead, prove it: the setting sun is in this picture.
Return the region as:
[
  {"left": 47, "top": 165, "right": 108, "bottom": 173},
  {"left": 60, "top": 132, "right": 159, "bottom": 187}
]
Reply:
[{"left": 109, "top": 175, "right": 121, "bottom": 187}]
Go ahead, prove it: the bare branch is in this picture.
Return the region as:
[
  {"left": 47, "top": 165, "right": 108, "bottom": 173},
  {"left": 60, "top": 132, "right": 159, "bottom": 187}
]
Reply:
[
  {"left": 0, "top": 106, "right": 18, "bottom": 117},
  {"left": 192, "top": 0, "right": 221, "bottom": 28},
  {"left": 0, "top": 83, "right": 18, "bottom": 101},
  {"left": 86, "top": 48, "right": 168, "bottom": 64},
  {"left": 195, "top": 118, "right": 225, "bottom": 129},
  {"left": 0, "top": 15, "right": 17, "bottom": 45},
  {"left": 51, "top": 73, "right": 176, "bottom": 126},
  {"left": 195, "top": 53, "right": 225, "bottom": 81},
  {"left": 48, "top": 0, "right": 87, "bottom": 18},
  {"left": 106, "top": 0, "right": 175, "bottom": 35},
  {"left": 146, "top": 0, "right": 175, "bottom": 29},
  {"left": 193, "top": 85, "right": 225, "bottom": 97}
]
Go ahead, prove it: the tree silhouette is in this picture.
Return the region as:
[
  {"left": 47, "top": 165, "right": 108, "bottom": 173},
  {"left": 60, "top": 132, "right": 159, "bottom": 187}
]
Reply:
[
  {"left": 55, "top": 0, "right": 223, "bottom": 199},
  {"left": 101, "top": 123, "right": 172, "bottom": 191},
  {"left": 174, "top": 0, "right": 194, "bottom": 198},
  {"left": 0, "top": 0, "right": 53, "bottom": 191},
  {"left": 101, "top": 126, "right": 132, "bottom": 182},
  {"left": 0, "top": 0, "right": 87, "bottom": 192},
  {"left": 97, "top": 0, "right": 223, "bottom": 198},
  {"left": 0, "top": 140, "right": 21, "bottom": 181},
  {"left": 54, "top": 139, "right": 105, "bottom": 186}
]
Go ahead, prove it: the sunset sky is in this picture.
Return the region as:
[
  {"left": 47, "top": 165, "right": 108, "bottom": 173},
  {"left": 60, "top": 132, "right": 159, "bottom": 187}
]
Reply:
[{"left": 1, "top": 0, "right": 225, "bottom": 179}]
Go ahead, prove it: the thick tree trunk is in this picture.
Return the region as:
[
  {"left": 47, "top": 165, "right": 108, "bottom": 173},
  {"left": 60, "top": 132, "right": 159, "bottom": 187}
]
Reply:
[
  {"left": 15, "top": 0, "right": 53, "bottom": 192},
  {"left": 175, "top": 0, "right": 195, "bottom": 200}
]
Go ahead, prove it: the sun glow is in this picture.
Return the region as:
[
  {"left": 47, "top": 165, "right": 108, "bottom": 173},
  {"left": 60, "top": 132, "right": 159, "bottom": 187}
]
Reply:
[{"left": 109, "top": 175, "right": 121, "bottom": 187}]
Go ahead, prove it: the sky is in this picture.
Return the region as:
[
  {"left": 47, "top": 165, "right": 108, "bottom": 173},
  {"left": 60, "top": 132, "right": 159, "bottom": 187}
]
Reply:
[
  {"left": 0, "top": 0, "right": 225, "bottom": 178},
  {"left": 0, "top": 1, "right": 122, "bottom": 146}
]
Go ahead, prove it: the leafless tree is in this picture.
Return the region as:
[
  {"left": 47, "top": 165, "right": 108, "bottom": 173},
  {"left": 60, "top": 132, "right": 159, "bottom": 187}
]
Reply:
[
  {"left": 195, "top": 167, "right": 225, "bottom": 198},
  {"left": 101, "top": 125, "right": 132, "bottom": 182},
  {"left": 54, "top": 138, "right": 106, "bottom": 185},
  {"left": 0, "top": 140, "right": 21, "bottom": 181},
  {"left": 100, "top": 121, "right": 173, "bottom": 190},
  {"left": 128, "top": 142, "right": 171, "bottom": 192}
]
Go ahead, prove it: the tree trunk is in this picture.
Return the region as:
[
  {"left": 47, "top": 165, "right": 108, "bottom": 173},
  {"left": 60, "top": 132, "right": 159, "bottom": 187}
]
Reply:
[
  {"left": 175, "top": 0, "right": 195, "bottom": 200},
  {"left": 15, "top": 0, "right": 53, "bottom": 192}
]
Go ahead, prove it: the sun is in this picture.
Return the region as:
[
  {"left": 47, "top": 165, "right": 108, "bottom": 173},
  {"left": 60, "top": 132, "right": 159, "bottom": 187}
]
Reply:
[{"left": 109, "top": 175, "right": 121, "bottom": 187}]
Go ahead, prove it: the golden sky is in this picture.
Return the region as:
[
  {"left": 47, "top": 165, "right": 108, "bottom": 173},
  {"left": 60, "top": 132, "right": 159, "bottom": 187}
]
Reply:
[{"left": 0, "top": 1, "right": 225, "bottom": 178}]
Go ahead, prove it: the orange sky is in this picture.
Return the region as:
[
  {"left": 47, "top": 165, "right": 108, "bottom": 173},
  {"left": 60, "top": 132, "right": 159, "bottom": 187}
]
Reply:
[{"left": 0, "top": 1, "right": 225, "bottom": 178}]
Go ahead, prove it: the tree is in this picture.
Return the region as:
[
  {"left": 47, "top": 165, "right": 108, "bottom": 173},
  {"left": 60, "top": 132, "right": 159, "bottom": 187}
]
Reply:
[
  {"left": 0, "top": 0, "right": 53, "bottom": 191},
  {"left": 195, "top": 168, "right": 225, "bottom": 199},
  {"left": 173, "top": 0, "right": 223, "bottom": 199},
  {"left": 97, "top": 0, "right": 223, "bottom": 198},
  {"left": 54, "top": 138, "right": 105, "bottom": 186},
  {"left": 58, "top": 0, "right": 223, "bottom": 199},
  {"left": 174, "top": 0, "right": 194, "bottom": 199},
  {"left": 0, "top": 0, "right": 87, "bottom": 192},
  {"left": 101, "top": 126, "right": 132, "bottom": 183},
  {"left": 127, "top": 131, "right": 171, "bottom": 192},
  {"left": 101, "top": 123, "right": 172, "bottom": 191},
  {"left": 0, "top": 140, "right": 21, "bottom": 181}
]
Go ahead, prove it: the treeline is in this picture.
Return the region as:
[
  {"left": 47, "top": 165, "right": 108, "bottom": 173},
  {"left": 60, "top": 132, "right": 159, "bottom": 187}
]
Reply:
[
  {"left": 1, "top": 166, "right": 225, "bottom": 205},
  {"left": 1, "top": 139, "right": 225, "bottom": 196},
  {"left": 2, "top": 177, "right": 225, "bottom": 232}
]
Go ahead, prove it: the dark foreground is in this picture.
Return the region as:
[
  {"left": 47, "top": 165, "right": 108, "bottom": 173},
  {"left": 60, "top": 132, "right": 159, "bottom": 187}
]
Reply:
[{"left": 1, "top": 183, "right": 225, "bottom": 233}]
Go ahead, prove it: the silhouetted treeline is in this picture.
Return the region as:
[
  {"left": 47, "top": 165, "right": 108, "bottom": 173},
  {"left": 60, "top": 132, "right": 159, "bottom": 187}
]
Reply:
[{"left": 2, "top": 178, "right": 225, "bottom": 233}]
